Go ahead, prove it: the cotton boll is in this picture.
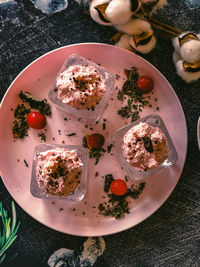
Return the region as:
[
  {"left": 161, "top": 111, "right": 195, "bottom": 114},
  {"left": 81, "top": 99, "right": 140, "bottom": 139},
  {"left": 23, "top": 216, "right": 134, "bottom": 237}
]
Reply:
[
  {"left": 105, "top": 0, "right": 139, "bottom": 25},
  {"left": 173, "top": 50, "right": 181, "bottom": 64},
  {"left": 140, "top": 0, "right": 168, "bottom": 15},
  {"left": 149, "top": 0, "right": 168, "bottom": 14},
  {"left": 172, "top": 32, "right": 199, "bottom": 55},
  {"left": 115, "top": 34, "right": 133, "bottom": 51},
  {"left": 175, "top": 59, "right": 200, "bottom": 83},
  {"left": 90, "top": 0, "right": 112, "bottom": 25},
  {"left": 114, "top": 18, "right": 152, "bottom": 35},
  {"left": 129, "top": 33, "right": 156, "bottom": 53},
  {"left": 180, "top": 39, "right": 200, "bottom": 64},
  {"left": 172, "top": 36, "right": 180, "bottom": 54}
]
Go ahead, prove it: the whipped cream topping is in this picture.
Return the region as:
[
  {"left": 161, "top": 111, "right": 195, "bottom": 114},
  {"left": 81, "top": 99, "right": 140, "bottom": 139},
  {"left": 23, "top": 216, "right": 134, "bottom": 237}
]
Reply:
[
  {"left": 122, "top": 122, "right": 168, "bottom": 171},
  {"left": 56, "top": 64, "right": 106, "bottom": 109},
  {"left": 36, "top": 148, "right": 83, "bottom": 196}
]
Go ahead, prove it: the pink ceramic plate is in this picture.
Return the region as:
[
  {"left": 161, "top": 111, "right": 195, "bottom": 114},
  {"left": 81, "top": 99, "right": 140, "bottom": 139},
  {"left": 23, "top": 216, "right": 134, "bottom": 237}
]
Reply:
[{"left": 0, "top": 43, "right": 187, "bottom": 236}]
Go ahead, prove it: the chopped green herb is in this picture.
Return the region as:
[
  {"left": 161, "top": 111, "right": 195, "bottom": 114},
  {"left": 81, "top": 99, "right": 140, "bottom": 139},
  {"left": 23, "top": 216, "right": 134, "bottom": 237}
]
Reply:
[
  {"left": 82, "top": 136, "right": 88, "bottom": 148},
  {"left": 12, "top": 118, "right": 29, "bottom": 139},
  {"left": 24, "top": 159, "right": 29, "bottom": 167},
  {"left": 89, "top": 147, "right": 106, "bottom": 165},
  {"left": 104, "top": 174, "right": 114, "bottom": 193},
  {"left": 38, "top": 132, "right": 46, "bottom": 142},
  {"left": 98, "top": 203, "right": 105, "bottom": 212},
  {"left": 82, "top": 135, "right": 106, "bottom": 164},
  {"left": 142, "top": 136, "right": 153, "bottom": 153},
  {"left": 66, "top": 133, "right": 76, "bottom": 136},
  {"left": 117, "top": 67, "right": 153, "bottom": 122},
  {"left": 99, "top": 174, "right": 145, "bottom": 219},
  {"left": 107, "top": 144, "right": 114, "bottom": 153},
  {"left": 115, "top": 74, "right": 120, "bottom": 80},
  {"left": 18, "top": 91, "right": 51, "bottom": 116},
  {"left": 117, "top": 90, "right": 124, "bottom": 101},
  {"left": 14, "top": 104, "right": 30, "bottom": 119}
]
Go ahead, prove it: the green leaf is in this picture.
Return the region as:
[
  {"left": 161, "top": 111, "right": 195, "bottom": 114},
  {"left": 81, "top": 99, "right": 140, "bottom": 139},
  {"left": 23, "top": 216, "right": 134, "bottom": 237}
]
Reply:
[
  {"left": 11, "top": 201, "right": 16, "bottom": 232},
  {"left": 0, "top": 234, "right": 18, "bottom": 256},
  {"left": 0, "top": 202, "right": 20, "bottom": 263},
  {"left": 0, "top": 253, "right": 6, "bottom": 264},
  {"left": 5, "top": 218, "right": 11, "bottom": 240}
]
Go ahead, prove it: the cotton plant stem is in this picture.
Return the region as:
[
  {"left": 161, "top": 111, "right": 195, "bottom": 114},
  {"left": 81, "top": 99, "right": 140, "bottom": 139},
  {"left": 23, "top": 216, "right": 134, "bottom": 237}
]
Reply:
[{"left": 134, "top": 14, "right": 182, "bottom": 37}]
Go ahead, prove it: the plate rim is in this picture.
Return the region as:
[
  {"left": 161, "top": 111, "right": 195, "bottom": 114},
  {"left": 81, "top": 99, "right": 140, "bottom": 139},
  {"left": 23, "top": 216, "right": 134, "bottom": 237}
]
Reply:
[{"left": 0, "top": 42, "right": 188, "bottom": 236}]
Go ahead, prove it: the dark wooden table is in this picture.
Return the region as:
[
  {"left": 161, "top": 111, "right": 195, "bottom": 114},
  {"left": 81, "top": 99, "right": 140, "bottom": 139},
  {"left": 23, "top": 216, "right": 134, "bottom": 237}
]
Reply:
[{"left": 0, "top": 0, "right": 200, "bottom": 266}]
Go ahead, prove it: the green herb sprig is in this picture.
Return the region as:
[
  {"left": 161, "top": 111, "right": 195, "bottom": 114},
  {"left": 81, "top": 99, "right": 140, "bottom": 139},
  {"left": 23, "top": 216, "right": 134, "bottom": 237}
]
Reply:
[
  {"left": 82, "top": 136, "right": 106, "bottom": 165},
  {"left": 0, "top": 201, "right": 20, "bottom": 264},
  {"left": 12, "top": 91, "right": 52, "bottom": 139},
  {"left": 117, "top": 67, "right": 151, "bottom": 122},
  {"left": 99, "top": 174, "right": 146, "bottom": 219}
]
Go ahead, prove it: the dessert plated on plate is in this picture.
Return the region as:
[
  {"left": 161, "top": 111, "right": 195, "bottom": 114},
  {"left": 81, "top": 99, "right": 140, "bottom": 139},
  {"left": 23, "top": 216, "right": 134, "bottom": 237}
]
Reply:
[
  {"left": 30, "top": 143, "right": 89, "bottom": 201},
  {"left": 112, "top": 114, "right": 178, "bottom": 180},
  {"left": 48, "top": 54, "right": 115, "bottom": 123}
]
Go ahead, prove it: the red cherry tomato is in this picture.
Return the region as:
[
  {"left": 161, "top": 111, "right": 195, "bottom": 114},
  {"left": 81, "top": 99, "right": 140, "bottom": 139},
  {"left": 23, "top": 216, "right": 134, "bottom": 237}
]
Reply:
[
  {"left": 136, "top": 75, "right": 154, "bottom": 94},
  {"left": 27, "top": 112, "right": 47, "bottom": 129},
  {"left": 110, "top": 179, "right": 127, "bottom": 196},
  {"left": 87, "top": 133, "right": 105, "bottom": 149}
]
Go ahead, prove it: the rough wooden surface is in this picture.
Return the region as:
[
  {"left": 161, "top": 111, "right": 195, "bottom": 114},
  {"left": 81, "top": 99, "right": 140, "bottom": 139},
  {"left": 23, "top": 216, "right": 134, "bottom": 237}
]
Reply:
[{"left": 0, "top": 0, "right": 200, "bottom": 266}]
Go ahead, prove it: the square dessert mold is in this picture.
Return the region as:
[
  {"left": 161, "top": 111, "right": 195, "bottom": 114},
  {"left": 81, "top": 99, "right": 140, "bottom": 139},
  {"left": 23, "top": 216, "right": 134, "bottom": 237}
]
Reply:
[
  {"left": 30, "top": 143, "right": 89, "bottom": 201},
  {"left": 111, "top": 114, "right": 178, "bottom": 181},
  {"left": 48, "top": 54, "right": 115, "bottom": 123}
]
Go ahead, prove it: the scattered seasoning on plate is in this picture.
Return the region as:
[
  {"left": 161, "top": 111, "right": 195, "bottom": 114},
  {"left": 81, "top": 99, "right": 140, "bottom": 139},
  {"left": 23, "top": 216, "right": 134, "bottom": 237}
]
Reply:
[
  {"left": 102, "top": 123, "right": 106, "bottom": 130},
  {"left": 66, "top": 133, "right": 76, "bottom": 136},
  {"left": 82, "top": 134, "right": 106, "bottom": 165},
  {"left": 115, "top": 74, "right": 120, "bottom": 80},
  {"left": 98, "top": 174, "right": 146, "bottom": 219},
  {"left": 11, "top": 91, "right": 51, "bottom": 139},
  {"left": 104, "top": 174, "right": 114, "bottom": 193},
  {"left": 117, "top": 67, "right": 154, "bottom": 122},
  {"left": 107, "top": 144, "right": 114, "bottom": 153},
  {"left": 12, "top": 104, "right": 30, "bottom": 139},
  {"left": 24, "top": 159, "right": 29, "bottom": 168},
  {"left": 18, "top": 91, "right": 51, "bottom": 116},
  {"left": 58, "top": 129, "right": 61, "bottom": 135},
  {"left": 64, "top": 117, "right": 67, "bottom": 121},
  {"left": 38, "top": 132, "right": 46, "bottom": 142}
]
